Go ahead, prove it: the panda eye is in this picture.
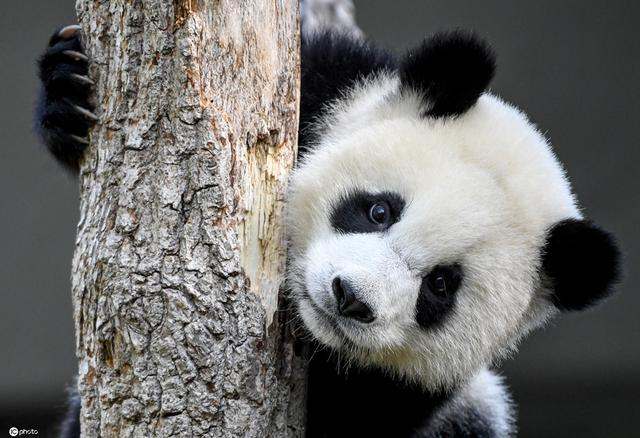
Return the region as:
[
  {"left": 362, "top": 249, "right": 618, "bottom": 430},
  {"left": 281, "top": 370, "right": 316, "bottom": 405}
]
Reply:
[
  {"left": 330, "top": 190, "right": 405, "bottom": 234},
  {"left": 368, "top": 202, "right": 390, "bottom": 225},
  {"left": 431, "top": 275, "right": 447, "bottom": 295},
  {"left": 426, "top": 265, "right": 463, "bottom": 297}
]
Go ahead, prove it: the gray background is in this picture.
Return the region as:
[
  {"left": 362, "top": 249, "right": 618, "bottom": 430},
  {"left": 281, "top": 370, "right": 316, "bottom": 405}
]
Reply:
[{"left": 0, "top": 0, "right": 638, "bottom": 436}]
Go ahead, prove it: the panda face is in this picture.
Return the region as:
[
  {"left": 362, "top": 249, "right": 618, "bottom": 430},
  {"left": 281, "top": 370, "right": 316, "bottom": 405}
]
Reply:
[
  {"left": 289, "top": 31, "right": 621, "bottom": 391},
  {"left": 287, "top": 88, "right": 580, "bottom": 390}
]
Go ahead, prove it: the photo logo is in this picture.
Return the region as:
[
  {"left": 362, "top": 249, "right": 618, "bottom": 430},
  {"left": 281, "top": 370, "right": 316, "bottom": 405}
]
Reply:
[{"left": 7, "top": 428, "right": 37, "bottom": 436}]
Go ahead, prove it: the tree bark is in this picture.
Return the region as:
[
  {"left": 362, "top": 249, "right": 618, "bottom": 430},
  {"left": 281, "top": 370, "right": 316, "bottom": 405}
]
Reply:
[{"left": 72, "top": 1, "right": 302, "bottom": 436}]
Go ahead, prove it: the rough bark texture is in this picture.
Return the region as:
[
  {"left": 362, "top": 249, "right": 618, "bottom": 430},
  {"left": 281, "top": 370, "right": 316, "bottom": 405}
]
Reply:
[{"left": 72, "top": 1, "right": 302, "bottom": 436}]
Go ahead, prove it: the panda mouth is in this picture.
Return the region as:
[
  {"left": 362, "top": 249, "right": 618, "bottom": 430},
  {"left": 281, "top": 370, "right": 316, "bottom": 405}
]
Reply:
[
  {"left": 300, "top": 290, "right": 343, "bottom": 331},
  {"left": 299, "top": 289, "right": 375, "bottom": 349}
]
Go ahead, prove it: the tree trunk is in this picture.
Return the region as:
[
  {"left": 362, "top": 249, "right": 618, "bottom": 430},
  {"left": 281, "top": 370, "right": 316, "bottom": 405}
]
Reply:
[{"left": 72, "top": 1, "right": 302, "bottom": 436}]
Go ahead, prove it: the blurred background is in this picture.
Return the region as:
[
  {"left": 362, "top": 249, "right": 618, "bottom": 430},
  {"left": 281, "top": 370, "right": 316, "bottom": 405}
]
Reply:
[{"left": 0, "top": 1, "right": 638, "bottom": 436}]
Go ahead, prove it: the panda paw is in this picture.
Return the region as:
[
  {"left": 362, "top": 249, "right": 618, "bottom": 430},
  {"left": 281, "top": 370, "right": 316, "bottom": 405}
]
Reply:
[{"left": 35, "top": 25, "right": 97, "bottom": 171}]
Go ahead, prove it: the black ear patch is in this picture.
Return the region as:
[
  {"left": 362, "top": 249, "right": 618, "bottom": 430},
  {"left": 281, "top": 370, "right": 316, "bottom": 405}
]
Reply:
[
  {"left": 400, "top": 30, "right": 496, "bottom": 118},
  {"left": 542, "top": 219, "right": 622, "bottom": 311}
]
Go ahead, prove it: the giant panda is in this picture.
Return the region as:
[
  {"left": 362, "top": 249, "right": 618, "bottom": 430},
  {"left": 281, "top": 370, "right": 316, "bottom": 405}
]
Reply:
[{"left": 36, "top": 23, "right": 621, "bottom": 438}]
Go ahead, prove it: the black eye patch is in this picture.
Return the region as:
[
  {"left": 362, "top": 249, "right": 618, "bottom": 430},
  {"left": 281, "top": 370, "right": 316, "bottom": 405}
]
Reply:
[
  {"left": 415, "top": 264, "right": 463, "bottom": 329},
  {"left": 330, "top": 190, "right": 406, "bottom": 234}
]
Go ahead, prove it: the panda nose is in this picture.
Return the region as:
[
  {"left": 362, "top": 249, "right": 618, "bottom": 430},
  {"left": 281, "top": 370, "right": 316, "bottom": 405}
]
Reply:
[{"left": 332, "top": 277, "right": 375, "bottom": 323}]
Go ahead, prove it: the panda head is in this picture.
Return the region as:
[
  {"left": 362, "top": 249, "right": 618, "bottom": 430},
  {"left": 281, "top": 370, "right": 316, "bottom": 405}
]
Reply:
[{"left": 287, "top": 31, "right": 621, "bottom": 391}]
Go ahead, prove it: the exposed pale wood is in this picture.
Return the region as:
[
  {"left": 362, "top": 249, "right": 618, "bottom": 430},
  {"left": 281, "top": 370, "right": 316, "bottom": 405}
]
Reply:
[{"left": 72, "top": 0, "right": 303, "bottom": 436}]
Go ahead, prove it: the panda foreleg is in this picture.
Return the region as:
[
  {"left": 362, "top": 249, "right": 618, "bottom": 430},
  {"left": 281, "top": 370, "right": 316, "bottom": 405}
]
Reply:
[
  {"left": 35, "top": 25, "right": 96, "bottom": 172},
  {"left": 423, "top": 369, "right": 514, "bottom": 438}
]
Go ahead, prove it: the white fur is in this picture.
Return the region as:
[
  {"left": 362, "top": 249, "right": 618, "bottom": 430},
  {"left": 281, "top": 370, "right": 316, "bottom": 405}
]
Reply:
[
  {"left": 463, "top": 369, "right": 515, "bottom": 436},
  {"left": 287, "top": 73, "right": 578, "bottom": 390}
]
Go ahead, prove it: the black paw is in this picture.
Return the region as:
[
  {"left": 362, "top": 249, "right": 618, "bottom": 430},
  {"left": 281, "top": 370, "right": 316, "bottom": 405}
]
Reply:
[{"left": 35, "top": 25, "right": 97, "bottom": 171}]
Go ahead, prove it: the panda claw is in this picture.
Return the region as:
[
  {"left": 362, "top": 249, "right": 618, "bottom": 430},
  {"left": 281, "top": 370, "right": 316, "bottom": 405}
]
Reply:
[
  {"left": 63, "top": 50, "right": 89, "bottom": 62},
  {"left": 71, "top": 103, "right": 99, "bottom": 122},
  {"left": 70, "top": 135, "right": 90, "bottom": 145},
  {"left": 70, "top": 73, "right": 95, "bottom": 86},
  {"left": 58, "top": 25, "right": 82, "bottom": 40}
]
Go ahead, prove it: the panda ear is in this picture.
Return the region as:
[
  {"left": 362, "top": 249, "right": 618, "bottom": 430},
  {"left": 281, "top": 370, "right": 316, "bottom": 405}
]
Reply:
[
  {"left": 400, "top": 30, "right": 496, "bottom": 118},
  {"left": 542, "top": 219, "right": 622, "bottom": 311}
]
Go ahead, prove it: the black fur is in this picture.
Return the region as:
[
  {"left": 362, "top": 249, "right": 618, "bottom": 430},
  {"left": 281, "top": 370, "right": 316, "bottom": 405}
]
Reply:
[
  {"left": 428, "top": 405, "right": 494, "bottom": 438},
  {"left": 542, "top": 219, "right": 622, "bottom": 311},
  {"left": 416, "top": 264, "right": 463, "bottom": 329},
  {"left": 35, "top": 26, "right": 95, "bottom": 171},
  {"left": 330, "top": 189, "right": 406, "bottom": 234},
  {"left": 305, "top": 344, "right": 493, "bottom": 438},
  {"left": 300, "top": 31, "right": 397, "bottom": 152},
  {"left": 400, "top": 30, "right": 495, "bottom": 118}
]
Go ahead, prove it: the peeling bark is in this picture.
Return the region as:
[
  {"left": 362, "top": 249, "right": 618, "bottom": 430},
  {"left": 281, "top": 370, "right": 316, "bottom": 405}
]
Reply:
[{"left": 73, "top": 1, "right": 302, "bottom": 436}]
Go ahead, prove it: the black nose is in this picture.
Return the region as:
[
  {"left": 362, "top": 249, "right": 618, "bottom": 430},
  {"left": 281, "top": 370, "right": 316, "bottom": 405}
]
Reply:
[{"left": 331, "top": 277, "right": 375, "bottom": 323}]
